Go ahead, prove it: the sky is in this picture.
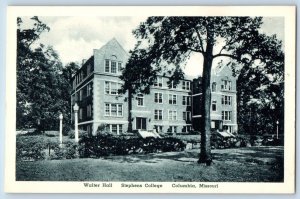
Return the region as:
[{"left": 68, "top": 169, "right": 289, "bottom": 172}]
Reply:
[{"left": 23, "top": 16, "right": 284, "bottom": 77}]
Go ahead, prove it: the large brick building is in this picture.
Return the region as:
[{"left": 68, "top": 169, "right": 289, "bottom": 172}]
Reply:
[{"left": 71, "top": 38, "right": 238, "bottom": 135}]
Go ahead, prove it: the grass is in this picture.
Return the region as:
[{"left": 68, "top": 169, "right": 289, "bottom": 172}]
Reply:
[{"left": 16, "top": 146, "right": 283, "bottom": 182}]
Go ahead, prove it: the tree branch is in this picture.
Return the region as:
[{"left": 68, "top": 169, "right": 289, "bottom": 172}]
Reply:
[
  {"left": 213, "top": 53, "right": 239, "bottom": 60},
  {"left": 187, "top": 47, "right": 203, "bottom": 53},
  {"left": 218, "top": 37, "right": 236, "bottom": 55}
]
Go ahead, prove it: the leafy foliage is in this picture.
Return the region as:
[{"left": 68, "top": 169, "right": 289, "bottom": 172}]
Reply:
[
  {"left": 16, "top": 17, "right": 79, "bottom": 131},
  {"left": 121, "top": 17, "right": 284, "bottom": 163},
  {"left": 78, "top": 134, "right": 186, "bottom": 158}
]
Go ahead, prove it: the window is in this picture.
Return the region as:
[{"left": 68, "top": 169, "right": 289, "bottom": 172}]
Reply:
[
  {"left": 111, "top": 61, "right": 117, "bottom": 73},
  {"left": 87, "top": 125, "right": 91, "bottom": 134},
  {"left": 211, "top": 121, "right": 216, "bottom": 129},
  {"left": 109, "top": 124, "right": 123, "bottom": 135},
  {"left": 168, "top": 110, "right": 177, "bottom": 121},
  {"left": 79, "top": 108, "right": 83, "bottom": 120},
  {"left": 221, "top": 80, "right": 232, "bottom": 90},
  {"left": 87, "top": 84, "right": 92, "bottom": 96},
  {"left": 137, "top": 94, "right": 144, "bottom": 106},
  {"left": 169, "top": 94, "right": 177, "bottom": 104},
  {"left": 182, "top": 81, "right": 190, "bottom": 90},
  {"left": 223, "top": 125, "right": 233, "bottom": 133},
  {"left": 183, "top": 111, "right": 191, "bottom": 121},
  {"left": 105, "top": 60, "right": 121, "bottom": 74},
  {"left": 105, "top": 104, "right": 110, "bottom": 116},
  {"left": 154, "top": 110, "right": 163, "bottom": 120},
  {"left": 72, "top": 79, "right": 76, "bottom": 89},
  {"left": 154, "top": 93, "right": 163, "bottom": 103},
  {"left": 105, "top": 103, "right": 123, "bottom": 117},
  {"left": 87, "top": 64, "right": 91, "bottom": 75},
  {"left": 221, "top": 95, "right": 232, "bottom": 105},
  {"left": 212, "top": 100, "right": 217, "bottom": 111},
  {"left": 111, "top": 104, "right": 117, "bottom": 116},
  {"left": 117, "top": 104, "right": 122, "bottom": 116},
  {"left": 154, "top": 125, "right": 163, "bottom": 133},
  {"left": 168, "top": 126, "right": 177, "bottom": 133},
  {"left": 154, "top": 77, "right": 163, "bottom": 87},
  {"left": 182, "top": 126, "right": 191, "bottom": 133},
  {"left": 169, "top": 81, "right": 177, "bottom": 89},
  {"left": 87, "top": 104, "right": 92, "bottom": 117},
  {"left": 105, "top": 81, "right": 121, "bottom": 95},
  {"left": 212, "top": 82, "right": 217, "bottom": 92},
  {"left": 182, "top": 96, "right": 191, "bottom": 106},
  {"left": 79, "top": 90, "right": 83, "bottom": 101},
  {"left": 105, "top": 60, "right": 110, "bottom": 72},
  {"left": 118, "top": 62, "right": 122, "bottom": 72},
  {"left": 222, "top": 111, "right": 232, "bottom": 121},
  {"left": 111, "top": 124, "right": 118, "bottom": 133}
]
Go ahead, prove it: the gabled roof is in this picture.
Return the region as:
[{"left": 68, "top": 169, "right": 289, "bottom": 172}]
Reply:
[
  {"left": 94, "top": 38, "right": 129, "bottom": 63},
  {"left": 99, "top": 38, "right": 129, "bottom": 56}
]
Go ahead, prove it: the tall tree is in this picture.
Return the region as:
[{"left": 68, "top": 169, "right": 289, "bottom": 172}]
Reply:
[
  {"left": 17, "top": 16, "right": 77, "bottom": 132},
  {"left": 125, "top": 17, "right": 284, "bottom": 164},
  {"left": 119, "top": 48, "right": 160, "bottom": 132}
]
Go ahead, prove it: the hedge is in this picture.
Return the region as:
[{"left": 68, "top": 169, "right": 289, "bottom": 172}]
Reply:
[{"left": 78, "top": 134, "right": 186, "bottom": 158}]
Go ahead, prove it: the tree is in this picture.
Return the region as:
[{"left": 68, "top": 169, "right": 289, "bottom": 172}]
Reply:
[
  {"left": 124, "top": 17, "right": 284, "bottom": 164},
  {"left": 17, "top": 17, "right": 78, "bottom": 132},
  {"left": 119, "top": 48, "right": 160, "bottom": 132}
]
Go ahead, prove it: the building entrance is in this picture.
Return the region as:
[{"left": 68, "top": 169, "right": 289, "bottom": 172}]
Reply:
[{"left": 136, "top": 117, "right": 147, "bottom": 130}]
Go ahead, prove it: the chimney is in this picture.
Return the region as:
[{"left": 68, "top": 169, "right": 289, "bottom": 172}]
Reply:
[{"left": 82, "top": 59, "right": 87, "bottom": 66}]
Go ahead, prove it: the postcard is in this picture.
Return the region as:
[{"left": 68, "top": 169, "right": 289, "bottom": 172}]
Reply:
[{"left": 5, "top": 6, "right": 295, "bottom": 193}]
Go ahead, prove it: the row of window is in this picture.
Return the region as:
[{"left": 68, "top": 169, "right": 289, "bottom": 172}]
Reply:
[
  {"left": 73, "top": 64, "right": 93, "bottom": 88},
  {"left": 74, "top": 83, "right": 92, "bottom": 102},
  {"left": 154, "top": 77, "right": 191, "bottom": 90},
  {"left": 154, "top": 93, "right": 191, "bottom": 105},
  {"left": 154, "top": 110, "right": 191, "bottom": 121},
  {"left": 211, "top": 80, "right": 233, "bottom": 92},
  {"left": 154, "top": 125, "right": 192, "bottom": 133}
]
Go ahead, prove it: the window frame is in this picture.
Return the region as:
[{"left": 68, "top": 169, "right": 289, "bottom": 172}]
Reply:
[
  {"left": 137, "top": 94, "right": 144, "bottom": 107},
  {"left": 154, "top": 92, "right": 163, "bottom": 104},
  {"left": 154, "top": 77, "right": 163, "bottom": 87},
  {"left": 168, "top": 94, "right": 177, "bottom": 105},
  {"left": 154, "top": 109, "right": 163, "bottom": 120}
]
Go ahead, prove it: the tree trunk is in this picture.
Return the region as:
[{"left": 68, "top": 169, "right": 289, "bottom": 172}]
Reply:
[
  {"left": 198, "top": 27, "right": 214, "bottom": 165},
  {"left": 127, "top": 88, "right": 133, "bottom": 132}
]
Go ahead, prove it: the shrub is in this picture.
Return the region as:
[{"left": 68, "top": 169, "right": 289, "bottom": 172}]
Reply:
[
  {"left": 16, "top": 135, "right": 54, "bottom": 161},
  {"left": 78, "top": 134, "right": 186, "bottom": 158},
  {"left": 50, "top": 141, "right": 79, "bottom": 160},
  {"left": 68, "top": 129, "right": 88, "bottom": 139}
]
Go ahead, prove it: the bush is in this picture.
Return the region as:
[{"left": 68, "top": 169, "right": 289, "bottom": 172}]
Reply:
[
  {"left": 68, "top": 129, "right": 88, "bottom": 139},
  {"left": 16, "top": 135, "right": 54, "bottom": 161},
  {"left": 50, "top": 141, "right": 79, "bottom": 160},
  {"left": 78, "top": 134, "right": 186, "bottom": 158}
]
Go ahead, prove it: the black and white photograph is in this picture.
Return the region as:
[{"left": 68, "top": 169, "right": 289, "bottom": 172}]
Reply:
[{"left": 5, "top": 6, "right": 295, "bottom": 193}]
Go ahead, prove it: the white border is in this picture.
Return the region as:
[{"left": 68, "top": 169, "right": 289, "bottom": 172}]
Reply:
[{"left": 5, "top": 6, "right": 296, "bottom": 193}]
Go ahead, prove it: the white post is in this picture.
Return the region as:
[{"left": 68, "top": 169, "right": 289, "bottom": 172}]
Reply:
[
  {"left": 59, "top": 113, "right": 63, "bottom": 147},
  {"left": 74, "top": 103, "right": 79, "bottom": 143},
  {"left": 276, "top": 120, "right": 279, "bottom": 139}
]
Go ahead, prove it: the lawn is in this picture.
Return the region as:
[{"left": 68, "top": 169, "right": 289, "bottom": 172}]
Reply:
[{"left": 16, "top": 146, "right": 283, "bottom": 182}]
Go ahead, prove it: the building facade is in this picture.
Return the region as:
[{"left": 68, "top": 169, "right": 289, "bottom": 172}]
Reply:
[{"left": 71, "top": 38, "right": 238, "bottom": 135}]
